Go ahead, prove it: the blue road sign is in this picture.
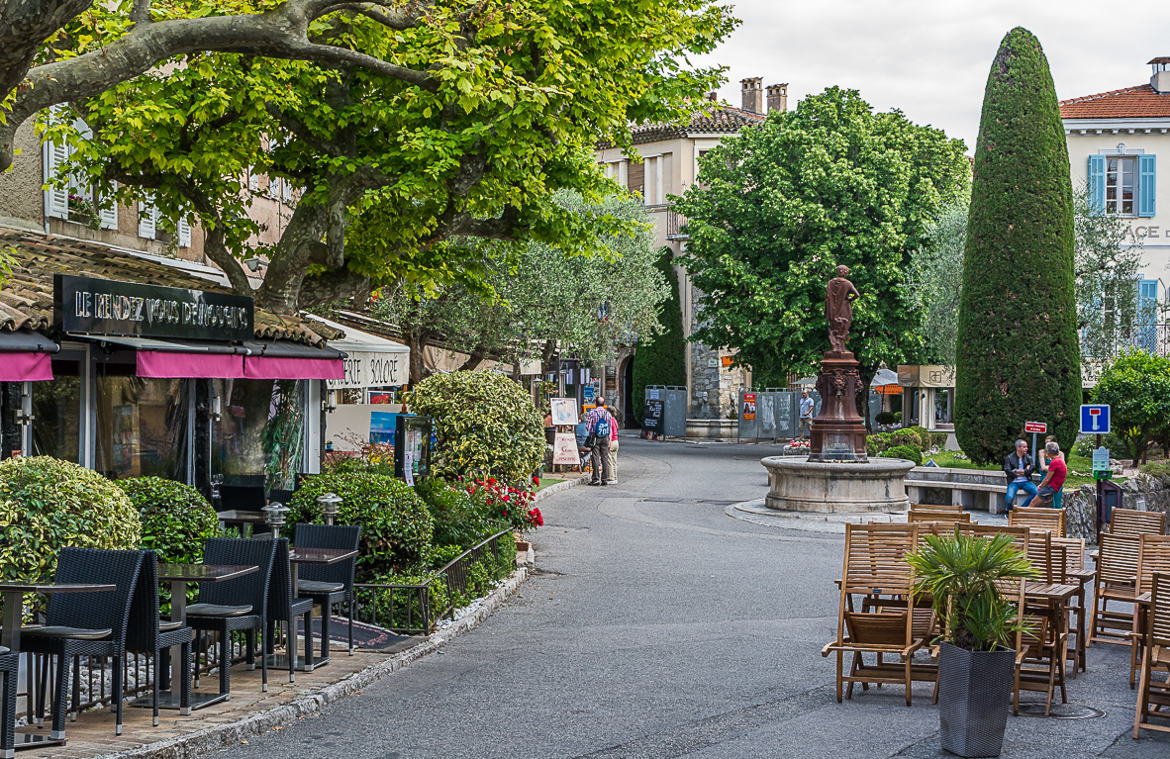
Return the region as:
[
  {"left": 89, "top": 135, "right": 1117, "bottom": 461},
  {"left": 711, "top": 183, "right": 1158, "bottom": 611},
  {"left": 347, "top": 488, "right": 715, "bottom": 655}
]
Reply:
[{"left": 1080, "top": 404, "right": 1111, "bottom": 435}]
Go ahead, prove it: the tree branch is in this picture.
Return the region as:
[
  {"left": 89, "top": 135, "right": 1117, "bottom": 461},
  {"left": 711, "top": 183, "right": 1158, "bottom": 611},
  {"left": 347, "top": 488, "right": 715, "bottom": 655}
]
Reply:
[
  {"left": 0, "top": 0, "right": 437, "bottom": 170},
  {"left": 130, "top": 0, "right": 152, "bottom": 24}
]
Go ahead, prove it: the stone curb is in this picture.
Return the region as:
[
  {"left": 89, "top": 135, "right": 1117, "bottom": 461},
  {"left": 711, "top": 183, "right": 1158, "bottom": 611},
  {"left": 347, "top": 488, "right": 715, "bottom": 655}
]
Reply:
[
  {"left": 532, "top": 473, "right": 588, "bottom": 503},
  {"left": 98, "top": 562, "right": 534, "bottom": 759}
]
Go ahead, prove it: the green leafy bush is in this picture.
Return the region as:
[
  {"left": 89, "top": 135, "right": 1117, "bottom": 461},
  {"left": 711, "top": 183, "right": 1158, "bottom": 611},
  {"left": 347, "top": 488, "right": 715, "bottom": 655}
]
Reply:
[
  {"left": 415, "top": 478, "right": 508, "bottom": 558},
  {"left": 289, "top": 472, "right": 434, "bottom": 579},
  {"left": 0, "top": 457, "right": 141, "bottom": 584},
  {"left": 1140, "top": 461, "right": 1170, "bottom": 479},
  {"left": 118, "top": 476, "right": 219, "bottom": 565},
  {"left": 890, "top": 428, "right": 927, "bottom": 450},
  {"left": 875, "top": 411, "right": 897, "bottom": 425},
  {"left": 884, "top": 445, "right": 923, "bottom": 465},
  {"left": 406, "top": 370, "right": 545, "bottom": 484}
]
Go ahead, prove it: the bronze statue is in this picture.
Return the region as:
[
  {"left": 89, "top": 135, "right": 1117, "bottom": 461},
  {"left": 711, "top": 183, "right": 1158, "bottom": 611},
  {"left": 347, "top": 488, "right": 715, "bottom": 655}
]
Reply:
[{"left": 825, "top": 265, "right": 860, "bottom": 353}]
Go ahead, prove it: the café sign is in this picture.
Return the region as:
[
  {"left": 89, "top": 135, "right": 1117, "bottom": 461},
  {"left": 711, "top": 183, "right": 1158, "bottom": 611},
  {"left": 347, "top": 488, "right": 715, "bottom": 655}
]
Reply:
[
  {"left": 55, "top": 274, "right": 254, "bottom": 342},
  {"left": 328, "top": 350, "right": 407, "bottom": 390}
]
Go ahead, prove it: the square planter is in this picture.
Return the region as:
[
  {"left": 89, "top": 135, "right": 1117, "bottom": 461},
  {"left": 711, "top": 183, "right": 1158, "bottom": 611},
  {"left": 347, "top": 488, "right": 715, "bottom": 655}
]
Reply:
[{"left": 937, "top": 642, "right": 1015, "bottom": 757}]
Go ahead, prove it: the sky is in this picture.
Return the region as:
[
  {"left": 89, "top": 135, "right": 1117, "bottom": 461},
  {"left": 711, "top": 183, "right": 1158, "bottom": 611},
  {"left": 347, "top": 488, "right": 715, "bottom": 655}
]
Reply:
[{"left": 694, "top": 0, "right": 1169, "bottom": 151}]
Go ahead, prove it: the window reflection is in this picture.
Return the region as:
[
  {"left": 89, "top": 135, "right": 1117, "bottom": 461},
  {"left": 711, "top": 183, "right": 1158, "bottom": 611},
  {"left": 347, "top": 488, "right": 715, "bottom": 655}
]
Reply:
[
  {"left": 32, "top": 359, "right": 82, "bottom": 463},
  {"left": 211, "top": 379, "right": 304, "bottom": 490},
  {"left": 95, "top": 367, "right": 187, "bottom": 480}
]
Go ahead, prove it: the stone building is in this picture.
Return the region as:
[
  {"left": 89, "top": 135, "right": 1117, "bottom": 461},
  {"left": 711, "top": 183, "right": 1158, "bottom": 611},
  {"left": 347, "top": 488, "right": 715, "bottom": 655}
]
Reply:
[{"left": 595, "top": 78, "right": 787, "bottom": 431}]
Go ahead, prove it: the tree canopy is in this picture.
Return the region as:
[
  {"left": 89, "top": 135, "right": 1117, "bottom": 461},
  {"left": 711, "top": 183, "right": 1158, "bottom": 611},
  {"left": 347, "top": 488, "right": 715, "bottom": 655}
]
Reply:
[
  {"left": 1091, "top": 349, "right": 1170, "bottom": 466},
  {"left": 675, "top": 86, "right": 969, "bottom": 388},
  {"left": 39, "top": 0, "right": 736, "bottom": 313},
  {"left": 954, "top": 27, "right": 1081, "bottom": 463},
  {"left": 372, "top": 191, "right": 670, "bottom": 381}
]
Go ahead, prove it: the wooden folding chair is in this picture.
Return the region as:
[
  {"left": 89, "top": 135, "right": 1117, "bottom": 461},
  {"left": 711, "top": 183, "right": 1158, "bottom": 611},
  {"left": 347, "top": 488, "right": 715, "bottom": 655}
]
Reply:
[
  {"left": 1013, "top": 583, "right": 1068, "bottom": 717},
  {"left": 1090, "top": 532, "right": 1141, "bottom": 646},
  {"left": 1111, "top": 508, "right": 1166, "bottom": 537},
  {"left": 1051, "top": 537, "right": 1088, "bottom": 676},
  {"left": 822, "top": 523, "right": 933, "bottom": 706},
  {"left": 1009, "top": 506, "right": 1065, "bottom": 537},
  {"left": 1129, "top": 535, "right": 1170, "bottom": 687},
  {"left": 1134, "top": 571, "right": 1170, "bottom": 737}
]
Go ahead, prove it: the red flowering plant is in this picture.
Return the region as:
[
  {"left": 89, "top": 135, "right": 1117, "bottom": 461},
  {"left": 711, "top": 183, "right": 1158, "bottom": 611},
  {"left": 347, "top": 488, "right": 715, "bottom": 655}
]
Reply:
[{"left": 465, "top": 477, "right": 543, "bottom": 532}]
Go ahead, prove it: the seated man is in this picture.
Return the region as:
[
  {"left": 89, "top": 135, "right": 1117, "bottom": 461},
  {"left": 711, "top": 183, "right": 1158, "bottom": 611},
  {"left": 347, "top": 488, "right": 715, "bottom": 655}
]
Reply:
[
  {"left": 574, "top": 419, "right": 590, "bottom": 450},
  {"left": 1028, "top": 441, "right": 1067, "bottom": 508},
  {"left": 1002, "top": 439, "right": 1037, "bottom": 512}
]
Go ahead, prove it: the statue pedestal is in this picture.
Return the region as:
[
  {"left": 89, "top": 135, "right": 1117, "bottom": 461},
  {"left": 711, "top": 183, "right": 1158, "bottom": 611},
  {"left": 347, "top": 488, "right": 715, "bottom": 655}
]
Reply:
[{"left": 809, "top": 350, "right": 868, "bottom": 462}]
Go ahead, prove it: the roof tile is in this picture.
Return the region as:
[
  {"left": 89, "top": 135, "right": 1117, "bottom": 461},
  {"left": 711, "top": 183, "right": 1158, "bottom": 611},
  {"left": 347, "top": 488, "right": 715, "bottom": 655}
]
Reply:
[{"left": 1059, "top": 83, "right": 1170, "bottom": 119}]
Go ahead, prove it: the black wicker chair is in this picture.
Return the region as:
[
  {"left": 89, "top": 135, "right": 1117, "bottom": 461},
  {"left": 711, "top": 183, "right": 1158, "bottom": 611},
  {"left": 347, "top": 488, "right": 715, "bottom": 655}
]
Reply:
[
  {"left": 264, "top": 538, "right": 313, "bottom": 682},
  {"left": 187, "top": 538, "right": 275, "bottom": 696},
  {"left": 20, "top": 547, "right": 145, "bottom": 739},
  {"left": 293, "top": 523, "right": 361, "bottom": 657},
  {"left": 1, "top": 646, "right": 16, "bottom": 759},
  {"left": 126, "top": 551, "right": 193, "bottom": 725}
]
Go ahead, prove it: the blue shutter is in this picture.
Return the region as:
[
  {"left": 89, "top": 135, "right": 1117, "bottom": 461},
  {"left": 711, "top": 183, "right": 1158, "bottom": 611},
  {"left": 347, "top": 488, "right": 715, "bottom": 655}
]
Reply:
[
  {"left": 1088, "top": 155, "right": 1106, "bottom": 214},
  {"left": 1139, "top": 154, "right": 1156, "bottom": 218},
  {"left": 1137, "top": 278, "right": 1158, "bottom": 352}
]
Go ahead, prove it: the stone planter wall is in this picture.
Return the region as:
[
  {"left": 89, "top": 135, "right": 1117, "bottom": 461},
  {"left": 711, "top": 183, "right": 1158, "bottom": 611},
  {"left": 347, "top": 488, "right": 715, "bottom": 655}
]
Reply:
[{"left": 1064, "top": 475, "right": 1170, "bottom": 542}]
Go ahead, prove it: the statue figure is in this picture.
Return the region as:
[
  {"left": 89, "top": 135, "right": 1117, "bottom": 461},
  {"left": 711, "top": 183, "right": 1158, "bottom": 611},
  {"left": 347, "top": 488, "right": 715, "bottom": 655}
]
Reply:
[{"left": 825, "top": 265, "right": 860, "bottom": 353}]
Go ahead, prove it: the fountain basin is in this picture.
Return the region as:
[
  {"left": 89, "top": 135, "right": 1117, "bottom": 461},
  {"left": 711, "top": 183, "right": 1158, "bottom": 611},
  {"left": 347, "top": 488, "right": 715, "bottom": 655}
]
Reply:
[{"left": 760, "top": 456, "right": 915, "bottom": 513}]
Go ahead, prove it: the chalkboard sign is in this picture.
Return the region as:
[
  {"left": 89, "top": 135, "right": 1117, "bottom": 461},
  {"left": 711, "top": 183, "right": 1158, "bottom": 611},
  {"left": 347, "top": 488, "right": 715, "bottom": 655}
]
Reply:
[{"left": 643, "top": 399, "right": 664, "bottom": 433}]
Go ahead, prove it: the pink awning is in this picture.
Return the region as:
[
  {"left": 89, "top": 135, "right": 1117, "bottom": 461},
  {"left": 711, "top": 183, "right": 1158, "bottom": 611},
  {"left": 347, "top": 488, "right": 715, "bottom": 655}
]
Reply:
[
  {"left": 137, "top": 350, "right": 244, "bottom": 379},
  {"left": 244, "top": 356, "right": 345, "bottom": 380},
  {"left": 0, "top": 352, "right": 53, "bottom": 382}
]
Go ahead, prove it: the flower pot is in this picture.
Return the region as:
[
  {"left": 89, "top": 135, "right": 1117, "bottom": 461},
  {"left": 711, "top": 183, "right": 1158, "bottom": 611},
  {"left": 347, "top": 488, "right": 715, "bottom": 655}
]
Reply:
[{"left": 937, "top": 642, "right": 1015, "bottom": 758}]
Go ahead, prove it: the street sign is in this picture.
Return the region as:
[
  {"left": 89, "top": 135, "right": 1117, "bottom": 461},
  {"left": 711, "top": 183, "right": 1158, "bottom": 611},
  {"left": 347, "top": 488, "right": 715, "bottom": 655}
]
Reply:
[
  {"left": 1080, "top": 404, "right": 1111, "bottom": 434},
  {"left": 1092, "top": 446, "right": 1110, "bottom": 472},
  {"left": 1024, "top": 421, "right": 1047, "bottom": 434}
]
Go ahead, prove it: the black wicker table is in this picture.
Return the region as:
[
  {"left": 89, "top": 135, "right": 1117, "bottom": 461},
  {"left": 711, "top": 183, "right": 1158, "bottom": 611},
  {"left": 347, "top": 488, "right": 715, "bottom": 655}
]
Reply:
[
  {"left": 0, "top": 582, "right": 116, "bottom": 752},
  {"left": 268, "top": 547, "right": 358, "bottom": 671},
  {"left": 131, "top": 564, "right": 258, "bottom": 712}
]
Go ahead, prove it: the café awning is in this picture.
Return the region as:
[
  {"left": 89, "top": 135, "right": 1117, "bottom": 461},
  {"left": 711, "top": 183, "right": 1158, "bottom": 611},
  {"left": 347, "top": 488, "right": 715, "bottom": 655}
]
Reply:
[
  {"left": 242, "top": 340, "right": 346, "bottom": 380},
  {"left": 0, "top": 330, "right": 58, "bottom": 381},
  {"left": 74, "top": 335, "right": 248, "bottom": 379},
  {"left": 310, "top": 315, "right": 410, "bottom": 388}
]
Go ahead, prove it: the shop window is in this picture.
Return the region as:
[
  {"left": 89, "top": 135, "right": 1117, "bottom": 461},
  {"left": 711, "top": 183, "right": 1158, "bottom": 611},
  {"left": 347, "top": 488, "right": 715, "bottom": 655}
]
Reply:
[
  {"left": 95, "top": 368, "right": 189, "bottom": 480},
  {"left": 211, "top": 378, "right": 305, "bottom": 490},
  {"left": 32, "top": 359, "right": 83, "bottom": 463},
  {"left": 934, "top": 388, "right": 954, "bottom": 427},
  {"left": 903, "top": 389, "right": 920, "bottom": 425}
]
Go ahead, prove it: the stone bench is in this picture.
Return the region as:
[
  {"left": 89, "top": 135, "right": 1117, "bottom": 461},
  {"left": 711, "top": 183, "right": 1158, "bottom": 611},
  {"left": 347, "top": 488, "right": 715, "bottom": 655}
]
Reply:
[{"left": 905, "top": 466, "right": 1037, "bottom": 514}]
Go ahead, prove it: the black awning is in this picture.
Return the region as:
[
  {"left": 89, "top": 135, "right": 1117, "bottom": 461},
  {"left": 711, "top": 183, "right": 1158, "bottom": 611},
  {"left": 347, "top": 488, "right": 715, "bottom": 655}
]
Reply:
[{"left": 0, "top": 330, "right": 59, "bottom": 353}]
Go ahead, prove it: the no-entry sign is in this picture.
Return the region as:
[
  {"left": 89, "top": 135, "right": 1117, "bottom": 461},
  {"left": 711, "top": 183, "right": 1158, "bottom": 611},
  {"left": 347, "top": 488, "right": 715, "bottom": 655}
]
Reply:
[{"left": 1024, "top": 421, "right": 1047, "bottom": 434}]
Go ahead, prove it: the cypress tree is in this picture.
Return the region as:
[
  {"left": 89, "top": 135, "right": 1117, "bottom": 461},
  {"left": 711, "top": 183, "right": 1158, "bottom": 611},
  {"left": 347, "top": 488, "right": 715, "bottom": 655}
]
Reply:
[
  {"left": 955, "top": 28, "right": 1081, "bottom": 463},
  {"left": 632, "top": 248, "right": 687, "bottom": 424}
]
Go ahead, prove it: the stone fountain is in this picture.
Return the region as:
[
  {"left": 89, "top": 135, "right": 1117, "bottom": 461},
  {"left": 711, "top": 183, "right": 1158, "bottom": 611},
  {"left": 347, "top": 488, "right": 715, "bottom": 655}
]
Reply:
[{"left": 761, "top": 266, "right": 913, "bottom": 512}]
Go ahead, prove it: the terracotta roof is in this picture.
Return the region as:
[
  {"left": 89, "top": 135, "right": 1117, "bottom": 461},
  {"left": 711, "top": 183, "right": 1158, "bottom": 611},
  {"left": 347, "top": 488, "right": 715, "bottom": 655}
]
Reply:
[
  {"left": 1059, "top": 83, "right": 1170, "bottom": 119},
  {"left": 0, "top": 228, "right": 340, "bottom": 346},
  {"left": 628, "top": 104, "right": 765, "bottom": 144}
]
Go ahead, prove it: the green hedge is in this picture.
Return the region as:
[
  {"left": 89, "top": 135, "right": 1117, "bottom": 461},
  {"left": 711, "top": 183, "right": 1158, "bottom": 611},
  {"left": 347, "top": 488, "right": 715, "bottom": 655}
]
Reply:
[
  {"left": 0, "top": 457, "right": 141, "bottom": 584},
  {"left": 955, "top": 27, "right": 1081, "bottom": 463},
  {"left": 631, "top": 248, "right": 686, "bottom": 424},
  {"left": 414, "top": 478, "right": 509, "bottom": 562},
  {"left": 406, "top": 370, "right": 544, "bottom": 484},
  {"left": 118, "top": 476, "right": 219, "bottom": 565},
  {"left": 289, "top": 472, "right": 434, "bottom": 579},
  {"left": 885, "top": 445, "right": 923, "bottom": 465}
]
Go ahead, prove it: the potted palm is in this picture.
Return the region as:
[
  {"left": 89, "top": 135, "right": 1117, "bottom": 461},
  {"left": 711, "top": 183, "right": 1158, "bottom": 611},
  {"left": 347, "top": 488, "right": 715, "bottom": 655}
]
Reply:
[{"left": 906, "top": 531, "right": 1036, "bottom": 758}]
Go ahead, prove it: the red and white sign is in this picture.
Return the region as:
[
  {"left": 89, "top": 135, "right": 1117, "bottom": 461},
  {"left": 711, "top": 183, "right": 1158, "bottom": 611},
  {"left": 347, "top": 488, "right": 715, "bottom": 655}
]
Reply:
[{"left": 1024, "top": 421, "right": 1047, "bottom": 434}]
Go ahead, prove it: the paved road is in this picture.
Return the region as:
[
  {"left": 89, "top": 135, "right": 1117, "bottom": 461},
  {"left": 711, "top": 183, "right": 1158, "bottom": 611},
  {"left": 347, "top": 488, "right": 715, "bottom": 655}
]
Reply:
[{"left": 214, "top": 438, "right": 1170, "bottom": 759}]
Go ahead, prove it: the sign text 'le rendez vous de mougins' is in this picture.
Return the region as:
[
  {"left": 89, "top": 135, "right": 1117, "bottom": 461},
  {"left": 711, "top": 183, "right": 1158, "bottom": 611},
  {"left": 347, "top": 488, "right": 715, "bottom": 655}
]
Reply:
[{"left": 54, "top": 274, "right": 254, "bottom": 342}]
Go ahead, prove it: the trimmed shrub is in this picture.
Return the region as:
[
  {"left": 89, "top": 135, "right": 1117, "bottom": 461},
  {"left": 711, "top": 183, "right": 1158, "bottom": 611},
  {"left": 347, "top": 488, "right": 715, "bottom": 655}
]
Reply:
[
  {"left": 875, "top": 411, "right": 896, "bottom": 425},
  {"left": 885, "top": 445, "right": 923, "bottom": 465},
  {"left": 890, "top": 428, "right": 928, "bottom": 451},
  {"left": 406, "top": 371, "right": 544, "bottom": 484},
  {"left": 0, "top": 456, "right": 140, "bottom": 584},
  {"left": 955, "top": 27, "right": 1081, "bottom": 463},
  {"left": 289, "top": 472, "right": 433, "bottom": 579},
  {"left": 632, "top": 248, "right": 687, "bottom": 424},
  {"left": 118, "top": 476, "right": 219, "bottom": 565}
]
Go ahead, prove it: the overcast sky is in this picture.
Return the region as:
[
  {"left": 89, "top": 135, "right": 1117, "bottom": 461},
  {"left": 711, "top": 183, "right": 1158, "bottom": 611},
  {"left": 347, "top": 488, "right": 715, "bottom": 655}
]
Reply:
[{"left": 694, "top": 0, "right": 1167, "bottom": 151}]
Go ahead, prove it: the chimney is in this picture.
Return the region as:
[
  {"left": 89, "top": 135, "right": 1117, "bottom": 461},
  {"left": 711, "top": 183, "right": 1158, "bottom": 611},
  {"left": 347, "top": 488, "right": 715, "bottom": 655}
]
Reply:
[
  {"left": 766, "top": 83, "right": 789, "bottom": 113},
  {"left": 740, "top": 77, "right": 763, "bottom": 114},
  {"left": 707, "top": 91, "right": 718, "bottom": 102},
  {"left": 1151, "top": 57, "right": 1170, "bottom": 94}
]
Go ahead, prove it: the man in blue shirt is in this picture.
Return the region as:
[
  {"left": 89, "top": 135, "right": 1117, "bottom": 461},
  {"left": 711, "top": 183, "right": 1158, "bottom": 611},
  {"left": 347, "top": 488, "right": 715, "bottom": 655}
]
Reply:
[
  {"left": 799, "top": 389, "right": 815, "bottom": 439},
  {"left": 1002, "top": 439, "right": 1037, "bottom": 512}
]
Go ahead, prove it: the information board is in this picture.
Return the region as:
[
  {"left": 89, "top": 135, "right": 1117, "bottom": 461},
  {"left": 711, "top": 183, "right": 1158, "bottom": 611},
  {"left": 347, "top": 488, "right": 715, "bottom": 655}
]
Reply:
[{"left": 643, "top": 398, "right": 664, "bottom": 434}]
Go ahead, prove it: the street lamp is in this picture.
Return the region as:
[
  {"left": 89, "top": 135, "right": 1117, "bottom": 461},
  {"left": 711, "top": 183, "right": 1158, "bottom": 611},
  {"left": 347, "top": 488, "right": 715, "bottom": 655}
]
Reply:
[
  {"left": 317, "top": 492, "right": 342, "bottom": 525},
  {"left": 262, "top": 501, "right": 290, "bottom": 539}
]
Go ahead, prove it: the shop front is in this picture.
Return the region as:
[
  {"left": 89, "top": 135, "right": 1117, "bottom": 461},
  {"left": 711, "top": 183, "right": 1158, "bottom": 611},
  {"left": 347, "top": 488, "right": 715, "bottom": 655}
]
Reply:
[
  {"left": 0, "top": 234, "right": 345, "bottom": 499},
  {"left": 897, "top": 364, "right": 956, "bottom": 432}
]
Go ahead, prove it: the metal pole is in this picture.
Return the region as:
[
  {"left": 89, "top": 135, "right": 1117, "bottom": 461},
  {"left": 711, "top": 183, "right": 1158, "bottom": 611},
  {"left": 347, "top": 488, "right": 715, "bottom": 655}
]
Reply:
[{"left": 1095, "top": 432, "right": 1103, "bottom": 536}]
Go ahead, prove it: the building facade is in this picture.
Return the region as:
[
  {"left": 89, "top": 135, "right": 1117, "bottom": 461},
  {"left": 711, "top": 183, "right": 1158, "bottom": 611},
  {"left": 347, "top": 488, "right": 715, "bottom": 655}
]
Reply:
[
  {"left": 1061, "top": 57, "right": 1170, "bottom": 362},
  {"left": 595, "top": 78, "right": 787, "bottom": 425}
]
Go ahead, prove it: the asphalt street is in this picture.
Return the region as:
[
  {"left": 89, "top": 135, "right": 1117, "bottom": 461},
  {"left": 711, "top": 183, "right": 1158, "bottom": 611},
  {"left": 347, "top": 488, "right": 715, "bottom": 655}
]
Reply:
[{"left": 213, "top": 437, "right": 1170, "bottom": 759}]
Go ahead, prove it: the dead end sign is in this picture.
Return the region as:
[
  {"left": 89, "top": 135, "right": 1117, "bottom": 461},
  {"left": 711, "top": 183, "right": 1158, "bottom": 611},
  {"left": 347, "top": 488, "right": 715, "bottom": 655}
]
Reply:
[{"left": 1024, "top": 421, "right": 1047, "bottom": 434}]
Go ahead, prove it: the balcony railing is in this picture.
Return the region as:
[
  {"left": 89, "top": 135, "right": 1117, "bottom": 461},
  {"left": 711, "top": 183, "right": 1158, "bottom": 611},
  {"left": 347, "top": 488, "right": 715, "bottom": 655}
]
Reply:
[{"left": 665, "top": 206, "right": 687, "bottom": 240}]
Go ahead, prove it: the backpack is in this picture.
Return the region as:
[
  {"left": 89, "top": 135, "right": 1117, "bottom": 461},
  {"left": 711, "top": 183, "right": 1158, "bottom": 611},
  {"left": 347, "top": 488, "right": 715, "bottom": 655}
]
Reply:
[{"left": 593, "top": 412, "right": 611, "bottom": 439}]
